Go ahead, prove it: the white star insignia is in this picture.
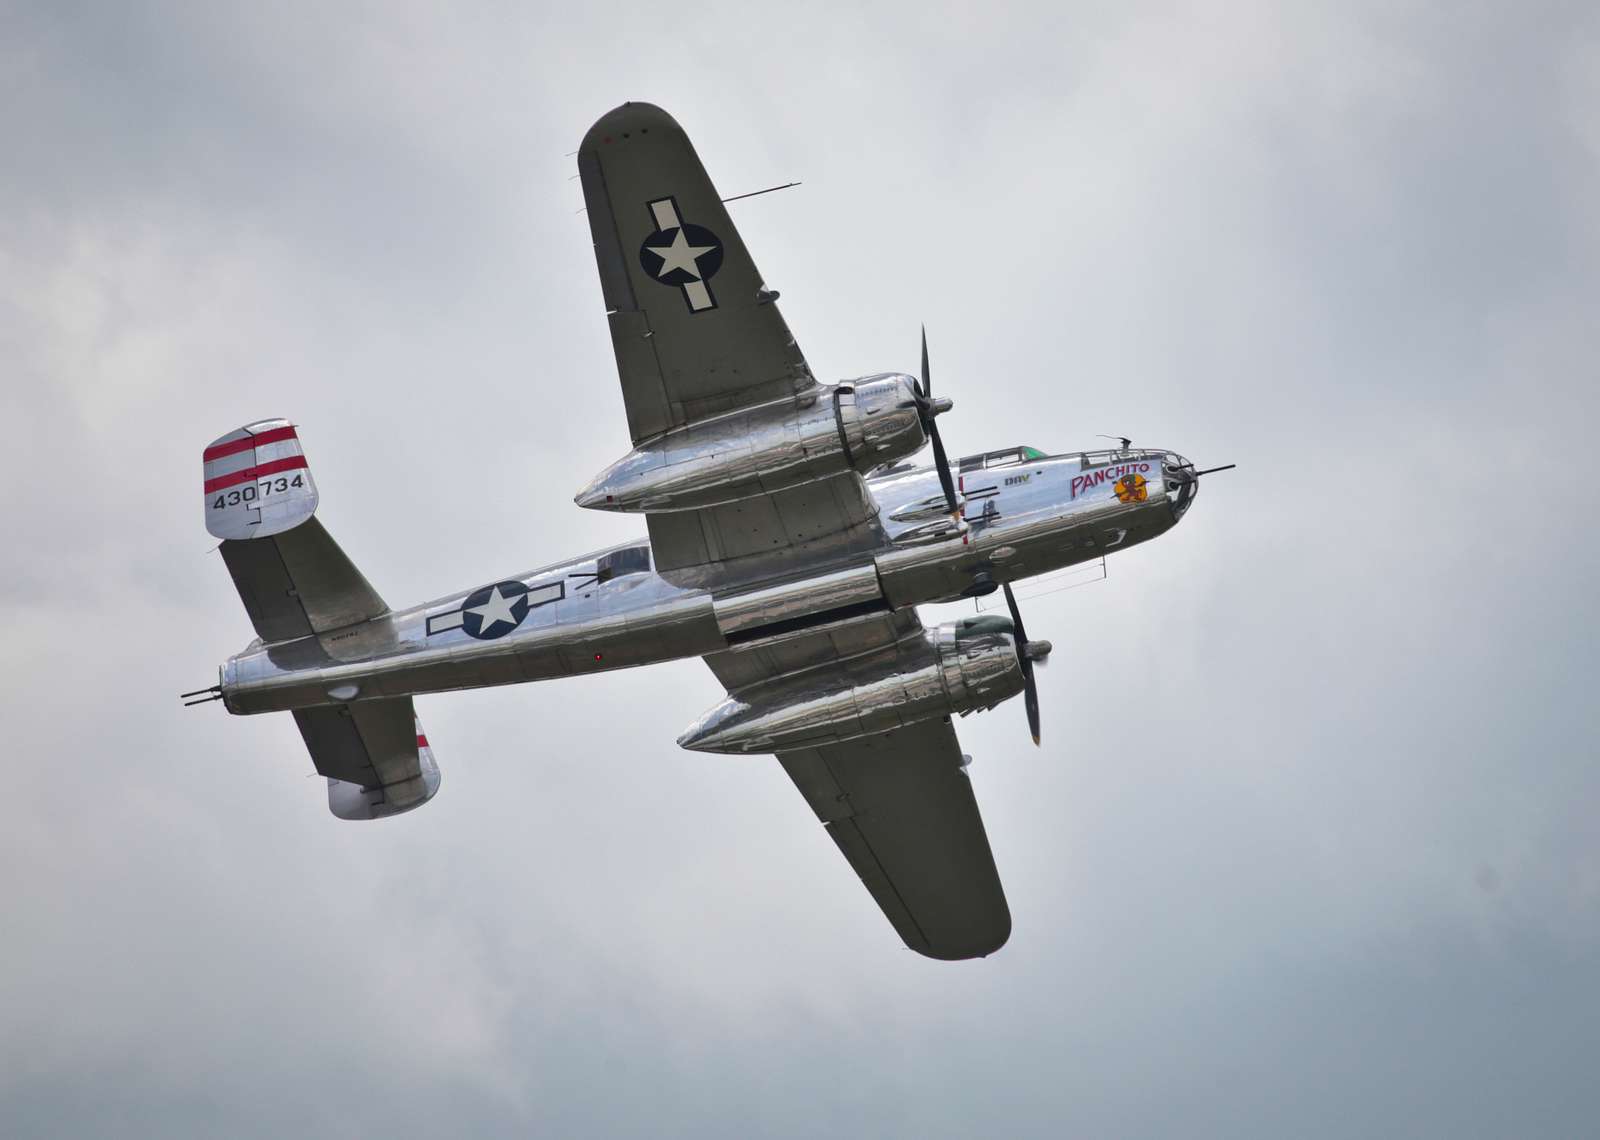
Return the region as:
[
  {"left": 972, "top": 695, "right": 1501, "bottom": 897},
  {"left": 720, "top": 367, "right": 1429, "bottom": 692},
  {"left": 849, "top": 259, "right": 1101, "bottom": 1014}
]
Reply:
[
  {"left": 647, "top": 229, "right": 717, "bottom": 280},
  {"left": 466, "top": 585, "right": 521, "bottom": 633}
]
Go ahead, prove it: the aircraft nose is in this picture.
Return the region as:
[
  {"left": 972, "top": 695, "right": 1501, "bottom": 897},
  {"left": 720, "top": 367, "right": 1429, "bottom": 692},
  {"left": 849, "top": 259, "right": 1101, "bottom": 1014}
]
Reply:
[
  {"left": 1167, "top": 456, "right": 1199, "bottom": 520},
  {"left": 1163, "top": 452, "right": 1234, "bottom": 522}
]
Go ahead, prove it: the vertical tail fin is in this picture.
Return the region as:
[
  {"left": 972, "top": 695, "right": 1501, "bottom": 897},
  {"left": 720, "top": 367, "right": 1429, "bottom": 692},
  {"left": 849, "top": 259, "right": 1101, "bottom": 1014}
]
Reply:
[
  {"left": 205, "top": 422, "right": 434, "bottom": 820},
  {"left": 204, "top": 419, "right": 318, "bottom": 540},
  {"left": 203, "top": 419, "right": 387, "bottom": 642},
  {"left": 295, "top": 700, "right": 443, "bottom": 820}
]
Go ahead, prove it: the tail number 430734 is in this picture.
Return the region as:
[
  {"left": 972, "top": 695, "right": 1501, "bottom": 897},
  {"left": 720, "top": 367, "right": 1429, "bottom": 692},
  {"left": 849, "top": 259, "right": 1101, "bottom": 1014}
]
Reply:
[{"left": 211, "top": 474, "right": 305, "bottom": 510}]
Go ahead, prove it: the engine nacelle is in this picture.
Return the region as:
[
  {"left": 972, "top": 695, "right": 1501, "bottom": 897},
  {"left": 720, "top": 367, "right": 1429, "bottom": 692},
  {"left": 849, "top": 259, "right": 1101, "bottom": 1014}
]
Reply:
[
  {"left": 575, "top": 375, "right": 925, "bottom": 513},
  {"left": 677, "top": 615, "right": 1024, "bottom": 754}
]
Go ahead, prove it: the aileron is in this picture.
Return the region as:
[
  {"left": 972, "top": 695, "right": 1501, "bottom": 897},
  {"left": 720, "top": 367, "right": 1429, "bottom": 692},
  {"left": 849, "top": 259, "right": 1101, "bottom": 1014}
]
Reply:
[{"left": 779, "top": 719, "right": 1011, "bottom": 960}]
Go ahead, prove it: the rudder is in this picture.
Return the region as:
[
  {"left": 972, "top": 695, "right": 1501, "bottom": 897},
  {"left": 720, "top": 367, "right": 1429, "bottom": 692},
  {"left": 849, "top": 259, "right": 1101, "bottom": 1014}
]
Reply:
[
  {"left": 203, "top": 419, "right": 387, "bottom": 643},
  {"left": 204, "top": 419, "right": 318, "bottom": 540},
  {"left": 295, "top": 698, "right": 442, "bottom": 820}
]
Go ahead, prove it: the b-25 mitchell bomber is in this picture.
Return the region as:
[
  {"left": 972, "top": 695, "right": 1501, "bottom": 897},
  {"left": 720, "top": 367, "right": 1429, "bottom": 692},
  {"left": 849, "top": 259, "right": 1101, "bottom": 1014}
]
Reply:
[{"left": 187, "top": 103, "right": 1230, "bottom": 960}]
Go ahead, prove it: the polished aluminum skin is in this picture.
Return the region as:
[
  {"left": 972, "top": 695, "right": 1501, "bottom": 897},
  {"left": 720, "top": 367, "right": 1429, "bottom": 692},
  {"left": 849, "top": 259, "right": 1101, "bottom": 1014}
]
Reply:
[
  {"left": 677, "top": 616, "right": 1025, "bottom": 754},
  {"left": 711, "top": 563, "right": 883, "bottom": 637},
  {"left": 203, "top": 418, "right": 318, "bottom": 541},
  {"left": 217, "top": 446, "right": 1200, "bottom": 732},
  {"left": 196, "top": 99, "right": 1226, "bottom": 962},
  {"left": 575, "top": 374, "right": 925, "bottom": 512}
]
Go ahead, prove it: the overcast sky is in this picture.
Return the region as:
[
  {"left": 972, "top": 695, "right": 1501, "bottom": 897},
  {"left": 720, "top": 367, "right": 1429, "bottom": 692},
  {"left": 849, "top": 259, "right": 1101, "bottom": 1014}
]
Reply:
[{"left": 3, "top": 1, "right": 1598, "bottom": 1136}]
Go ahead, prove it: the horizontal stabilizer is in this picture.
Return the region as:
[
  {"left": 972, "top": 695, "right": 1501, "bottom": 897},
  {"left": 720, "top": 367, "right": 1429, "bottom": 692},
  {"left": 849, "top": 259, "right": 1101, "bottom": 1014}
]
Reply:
[{"left": 293, "top": 698, "right": 442, "bottom": 821}]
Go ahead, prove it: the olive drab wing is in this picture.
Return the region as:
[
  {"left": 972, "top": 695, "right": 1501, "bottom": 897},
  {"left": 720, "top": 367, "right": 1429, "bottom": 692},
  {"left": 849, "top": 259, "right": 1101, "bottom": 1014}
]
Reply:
[
  {"left": 578, "top": 102, "right": 885, "bottom": 578},
  {"left": 578, "top": 102, "right": 813, "bottom": 444}
]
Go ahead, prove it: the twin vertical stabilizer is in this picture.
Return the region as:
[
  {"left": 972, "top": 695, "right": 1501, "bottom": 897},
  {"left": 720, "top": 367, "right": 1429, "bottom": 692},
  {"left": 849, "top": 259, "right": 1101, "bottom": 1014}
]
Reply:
[
  {"left": 202, "top": 419, "right": 388, "bottom": 643},
  {"left": 202, "top": 419, "right": 438, "bottom": 821},
  {"left": 204, "top": 418, "right": 319, "bottom": 540}
]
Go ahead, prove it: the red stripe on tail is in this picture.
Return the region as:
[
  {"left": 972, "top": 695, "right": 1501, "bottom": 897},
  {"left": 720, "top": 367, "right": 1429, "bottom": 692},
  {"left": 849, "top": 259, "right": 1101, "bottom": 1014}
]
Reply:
[
  {"left": 203, "top": 425, "right": 298, "bottom": 462},
  {"left": 203, "top": 455, "right": 309, "bottom": 494}
]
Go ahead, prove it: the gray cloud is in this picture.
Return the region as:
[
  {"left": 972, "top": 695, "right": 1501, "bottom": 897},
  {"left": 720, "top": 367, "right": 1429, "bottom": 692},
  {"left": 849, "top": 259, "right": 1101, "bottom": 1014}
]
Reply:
[{"left": 2, "top": 1, "right": 1597, "bottom": 1136}]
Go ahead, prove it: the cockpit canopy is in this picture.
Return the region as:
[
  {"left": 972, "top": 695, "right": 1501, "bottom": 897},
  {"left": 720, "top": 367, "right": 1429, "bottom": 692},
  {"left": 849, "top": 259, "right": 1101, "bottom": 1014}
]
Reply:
[{"left": 956, "top": 446, "right": 1048, "bottom": 472}]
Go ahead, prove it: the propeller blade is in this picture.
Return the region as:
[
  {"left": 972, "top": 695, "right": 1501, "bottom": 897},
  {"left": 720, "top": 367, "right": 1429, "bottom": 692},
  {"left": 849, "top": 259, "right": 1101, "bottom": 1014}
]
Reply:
[
  {"left": 1003, "top": 582, "right": 1027, "bottom": 644},
  {"left": 929, "top": 420, "right": 959, "bottom": 518},
  {"left": 1024, "top": 674, "right": 1041, "bottom": 746},
  {"left": 920, "top": 325, "right": 931, "bottom": 398},
  {"left": 1003, "top": 582, "right": 1041, "bottom": 745},
  {"left": 917, "top": 325, "right": 960, "bottom": 519}
]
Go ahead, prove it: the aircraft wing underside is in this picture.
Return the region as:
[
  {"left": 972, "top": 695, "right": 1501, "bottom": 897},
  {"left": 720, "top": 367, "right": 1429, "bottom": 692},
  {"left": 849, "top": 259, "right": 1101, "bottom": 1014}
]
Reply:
[
  {"left": 577, "top": 102, "right": 814, "bottom": 446},
  {"left": 642, "top": 471, "right": 883, "bottom": 578},
  {"left": 704, "top": 612, "right": 1011, "bottom": 960},
  {"left": 579, "top": 103, "right": 1006, "bottom": 956},
  {"left": 577, "top": 102, "right": 882, "bottom": 578}
]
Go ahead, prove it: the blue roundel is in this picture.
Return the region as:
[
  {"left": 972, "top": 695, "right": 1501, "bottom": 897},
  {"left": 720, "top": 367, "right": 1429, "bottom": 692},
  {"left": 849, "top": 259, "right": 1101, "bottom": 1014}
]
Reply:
[
  {"left": 460, "top": 580, "right": 531, "bottom": 640},
  {"left": 638, "top": 222, "right": 724, "bottom": 286}
]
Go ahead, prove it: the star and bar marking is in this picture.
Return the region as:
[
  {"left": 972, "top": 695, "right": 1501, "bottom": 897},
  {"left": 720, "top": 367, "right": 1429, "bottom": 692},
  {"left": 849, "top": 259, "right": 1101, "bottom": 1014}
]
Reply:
[
  {"left": 638, "top": 197, "right": 723, "bottom": 313},
  {"left": 426, "top": 580, "right": 564, "bottom": 640},
  {"left": 424, "top": 549, "right": 653, "bottom": 642}
]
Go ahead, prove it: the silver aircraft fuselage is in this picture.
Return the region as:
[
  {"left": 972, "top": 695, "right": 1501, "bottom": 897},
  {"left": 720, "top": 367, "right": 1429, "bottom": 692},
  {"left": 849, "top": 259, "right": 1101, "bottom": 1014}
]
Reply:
[{"left": 220, "top": 445, "right": 1198, "bottom": 716}]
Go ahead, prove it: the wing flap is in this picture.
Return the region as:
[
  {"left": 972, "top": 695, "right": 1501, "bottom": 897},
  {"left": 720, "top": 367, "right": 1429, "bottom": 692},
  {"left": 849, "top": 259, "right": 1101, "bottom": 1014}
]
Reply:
[
  {"left": 705, "top": 608, "right": 919, "bottom": 694},
  {"left": 647, "top": 470, "right": 883, "bottom": 576}
]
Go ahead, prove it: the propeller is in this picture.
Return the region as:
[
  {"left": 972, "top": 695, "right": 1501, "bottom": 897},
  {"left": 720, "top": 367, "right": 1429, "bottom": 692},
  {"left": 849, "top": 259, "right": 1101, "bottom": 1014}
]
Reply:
[
  {"left": 912, "top": 326, "right": 961, "bottom": 522},
  {"left": 1002, "top": 582, "right": 1053, "bottom": 746}
]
